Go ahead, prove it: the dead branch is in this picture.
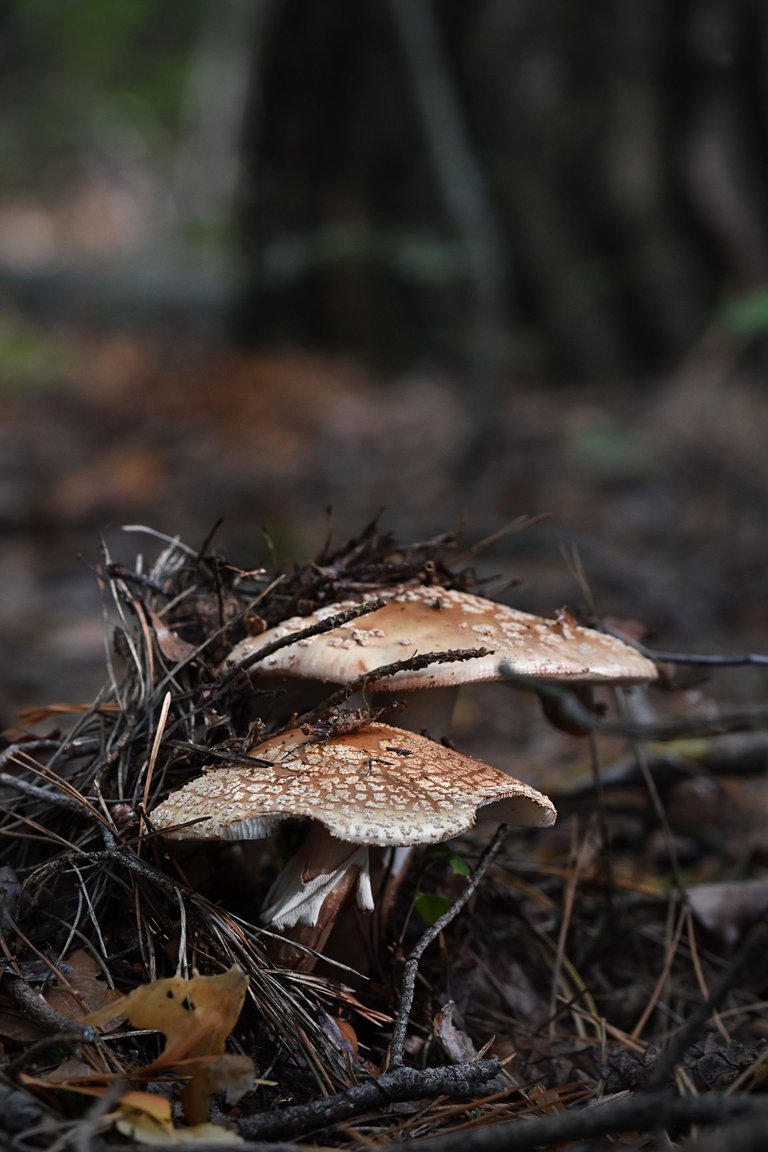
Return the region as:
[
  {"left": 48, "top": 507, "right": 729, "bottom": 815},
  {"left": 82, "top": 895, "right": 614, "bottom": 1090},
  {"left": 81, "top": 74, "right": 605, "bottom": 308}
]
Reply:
[
  {"left": 0, "top": 975, "right": 98, "bottom": 1050},
  {"left": 388, "top": 823, "right": 508, "bottom": 1067},
  {"left": 295, "top": 644, "right": 491, "bottom": 731},
  {"left": 238, "top": 1058, "right": 502, "bottom": 1142},
  {"left": 501, "top": 667, "right": 768, "bottom": 741},
  {"left": 407, "top": 1091, "right": 768, "bottom": 1152},
  {"left": 216, "top": 597, "right": 387, "bottom": 689},
  {"left": 611, "top": 638, "right": 768, "bottom": 668}
]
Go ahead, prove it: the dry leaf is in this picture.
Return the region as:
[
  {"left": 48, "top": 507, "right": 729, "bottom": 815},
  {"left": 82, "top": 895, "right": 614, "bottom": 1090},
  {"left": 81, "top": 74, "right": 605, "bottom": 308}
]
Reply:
[
  {"left": 150, "top": 611, "right": 197, "bottom": 664},
  {"left": 115, "top": 1092, "right": 243, "bottom": 1146},
  {"left": 82, "top": 965, "right": 248, "bottom": 1068},
  {"left": 433, "top": 1001, "right": 480, "bottom": 1063},
  {"left": 180, "top": 1054, "right": 255, "bottom": 1126},
  {"left": 82, "top": 965, "right": 253, "bottom": 1124},
  {"left": 0, "top": 950, "right": 121, "bottom": 1042},
  {"left": 0, "top": 1004, "right": 47, "bottom": 1044},
  {"left": 46, "top": 949, "right": 122, "bottom": 1021}
]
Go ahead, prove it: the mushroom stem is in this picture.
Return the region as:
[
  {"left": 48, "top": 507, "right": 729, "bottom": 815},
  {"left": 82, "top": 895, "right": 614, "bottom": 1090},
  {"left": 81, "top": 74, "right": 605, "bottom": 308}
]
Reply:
[
  {"left": 373, "top": 685, "right": 458, "bottom": 740},
  {"left": 261, "top": 823, "right": 373, "bottom": 972}
]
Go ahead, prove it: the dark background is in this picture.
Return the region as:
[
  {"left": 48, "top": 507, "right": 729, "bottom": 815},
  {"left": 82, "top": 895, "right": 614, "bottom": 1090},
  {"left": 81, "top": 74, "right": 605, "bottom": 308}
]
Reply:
[{"left": 2, "top": 0, "right": 768, "bottom": 723}]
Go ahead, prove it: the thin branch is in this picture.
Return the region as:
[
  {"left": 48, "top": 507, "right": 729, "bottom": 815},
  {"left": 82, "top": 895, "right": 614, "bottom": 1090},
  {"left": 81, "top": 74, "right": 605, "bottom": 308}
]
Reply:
[
  {"left": 238, "top": 1059, "right": 501, "bottom": 1142},
  {"left": 216, "top": 597, "right": 387, "bottom": 691},
  {"left": 606, "top": 634, "right": 768, "bottom": 668},
  {"left": 0, "top": 773, "right": 97, "bottom": 818},
  {"left": 500, "top": 666, "right": 768, "bottom": 741},
  {"left": 295, "top": 645, "right": 491, "bottom": 731},
  {"left": 0, "top": 738, "right": 99, "bottom": 772},
  {"left": 0, "top": 976, "right": 98, "bottom": 1053},
  {"left": 388, "top": 823, "right": 509, "bottom": 1067},
  {"left": 406, "top": 1091, "right": 768, "bottom": 1152}
]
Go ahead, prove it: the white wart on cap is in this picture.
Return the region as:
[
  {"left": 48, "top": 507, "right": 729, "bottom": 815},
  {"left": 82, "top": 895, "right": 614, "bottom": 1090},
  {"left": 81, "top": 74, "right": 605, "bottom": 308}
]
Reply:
[
  {"left": 151, "top": 722, "right": 556, "bottom": 931},
  {"left": 223, "top": 585, "right": 657, "bottom": 691}
]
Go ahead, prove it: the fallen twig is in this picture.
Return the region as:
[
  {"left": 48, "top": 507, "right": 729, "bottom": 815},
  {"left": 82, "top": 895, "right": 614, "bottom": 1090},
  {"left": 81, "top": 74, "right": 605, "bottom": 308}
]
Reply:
[
  {"left": 294, "top": 644, "right": 491, "bottom": 733},
  {"left": 237, "top": 1058, "right": 501, "bottom": 1142},
  {"left": 216, "top": 597, "right": 387, "bottom": 690},
  {"left": 408, "top": 1090, "right": 768, "bottom": 1152},
  {"left": 609, "top": 636, "right": 768, "bottom": 668},
  {"left": 500, "top": 666, "right": 768, "bottom": 741},
  {"left": 388, "top": 823, "right": 509, "bottom": 1067},
  {"left": 1, "top": 975, "right": 98, "bottom": 1057}
]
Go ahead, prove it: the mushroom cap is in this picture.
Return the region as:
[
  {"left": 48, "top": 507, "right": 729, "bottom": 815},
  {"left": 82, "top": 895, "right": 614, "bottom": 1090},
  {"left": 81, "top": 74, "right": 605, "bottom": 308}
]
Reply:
[
  {"left": 151, "top": 722, "right": 556, "bottom": 846},
  {"left": 223, "top": 585, "right": 657, "bottom": 689}
]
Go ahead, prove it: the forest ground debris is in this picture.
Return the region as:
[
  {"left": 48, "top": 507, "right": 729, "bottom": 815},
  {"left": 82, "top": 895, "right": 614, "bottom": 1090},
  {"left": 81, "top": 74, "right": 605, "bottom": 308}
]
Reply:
[{"left": 2, "top": 519, "right": 768, "bottom": 1148}]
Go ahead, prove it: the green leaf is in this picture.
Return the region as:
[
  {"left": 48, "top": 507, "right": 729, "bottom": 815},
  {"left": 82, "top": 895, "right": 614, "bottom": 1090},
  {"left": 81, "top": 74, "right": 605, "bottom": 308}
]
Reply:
[
  {"left": 414, "top": 892, "right": 453, "bottom": 926},
  {"left": 721, "top": 289, "right": 768, "bottom": 334},
  {"left": 448, "top": 852, "right": 472, "bottom": 878}
]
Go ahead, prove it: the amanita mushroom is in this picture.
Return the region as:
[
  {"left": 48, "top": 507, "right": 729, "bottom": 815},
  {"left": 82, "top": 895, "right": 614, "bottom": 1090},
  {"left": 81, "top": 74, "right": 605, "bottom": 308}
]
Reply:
[
  {"left": 223, "top": 585, "right": 658, "bottom": 736},
  {"left": 151, "top": 722, "right": 555, "bottom": 969}
]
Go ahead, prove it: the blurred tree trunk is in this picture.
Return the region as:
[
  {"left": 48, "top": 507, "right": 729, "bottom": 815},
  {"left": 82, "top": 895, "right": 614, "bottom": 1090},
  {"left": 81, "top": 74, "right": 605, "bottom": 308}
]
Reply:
[{"left": 232, "top": 0, "right": 768, "bottom": 380}]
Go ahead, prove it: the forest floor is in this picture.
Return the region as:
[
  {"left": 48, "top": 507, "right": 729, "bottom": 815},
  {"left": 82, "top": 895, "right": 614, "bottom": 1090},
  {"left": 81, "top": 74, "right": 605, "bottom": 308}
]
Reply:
[{"left": 2, "top": 323, "right": 768, "bottom": 1150}]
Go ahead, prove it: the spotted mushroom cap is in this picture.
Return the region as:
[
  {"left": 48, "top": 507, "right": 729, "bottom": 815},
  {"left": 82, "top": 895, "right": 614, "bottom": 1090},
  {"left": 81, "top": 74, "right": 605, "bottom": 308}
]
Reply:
[
  {"left": 151, "top": 722, "right": 556, "bottom": 846},
  {"left": 223, "top": 585, "right": 657, "bottom": 689}
]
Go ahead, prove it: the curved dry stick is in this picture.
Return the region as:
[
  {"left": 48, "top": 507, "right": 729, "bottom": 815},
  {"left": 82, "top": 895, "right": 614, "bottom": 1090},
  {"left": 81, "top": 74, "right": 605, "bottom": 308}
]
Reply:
[
  {"left": 500, "top": 666, "right": 768, "bottom": 741},
  {"left": 406, "top": 1091, "right": 768, "bottom": 1152},
  {"left": 238, "top": 1058, "right": 501, "bottom": 1142},
  {"left": 387, "top": 823, "right": 509, "bottom": 1067},
  {"left": 217, "top": 597, "right": 387, "bottom": 689}
]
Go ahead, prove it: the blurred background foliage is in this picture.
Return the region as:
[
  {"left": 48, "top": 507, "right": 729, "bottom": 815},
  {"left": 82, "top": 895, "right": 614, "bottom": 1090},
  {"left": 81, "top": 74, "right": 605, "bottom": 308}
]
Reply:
[
  {"left": 1, "top": 0, "right": 767, "bottom": 376},
  {"left": 0, "top": 1, "right": 199, "bottom": 176}
]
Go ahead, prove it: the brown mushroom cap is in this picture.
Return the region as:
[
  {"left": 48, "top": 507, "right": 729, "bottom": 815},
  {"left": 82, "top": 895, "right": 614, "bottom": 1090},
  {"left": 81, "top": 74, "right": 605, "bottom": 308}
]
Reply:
[
  {"left": 151, "top": 722, "right": 556, "bottom": 846},
  {"left": 223, "top": 585, "right": 657, "bottom": 689}
]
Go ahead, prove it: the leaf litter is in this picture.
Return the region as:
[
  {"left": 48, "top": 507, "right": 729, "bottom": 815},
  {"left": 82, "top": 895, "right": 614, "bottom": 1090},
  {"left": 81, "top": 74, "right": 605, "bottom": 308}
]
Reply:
[{"left": 2, "top": 517, "right": 768, "bottom": 1148}]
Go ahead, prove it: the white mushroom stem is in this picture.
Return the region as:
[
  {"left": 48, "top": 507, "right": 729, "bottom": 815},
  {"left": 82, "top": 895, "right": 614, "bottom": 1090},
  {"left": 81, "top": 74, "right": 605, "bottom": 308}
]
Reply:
[
  {"left": 261, "top": 823, "right": 374, "bottom": 967},
  {"left": 372, "top": 685, "right": 459, "bottom": 740},
  {"left": 260, "top": 823, "right": 374, "bottom": 972}
]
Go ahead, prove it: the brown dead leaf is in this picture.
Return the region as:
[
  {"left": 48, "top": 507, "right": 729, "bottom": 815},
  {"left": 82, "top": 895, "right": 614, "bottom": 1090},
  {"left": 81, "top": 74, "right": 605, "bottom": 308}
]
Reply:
[
  {"left": 45, "top": 1056, "right": 105, "bottom": 1083},
  {"left": 47, "top": 949, "right": 122, "bottom": 1020},
  {"left": 0, "top": 1003, "right": 44, "bottom": 1044},
  {"left": 82, "top": 965, "right": 252, "bottom": 1124},
  {"left": 149, "top": 611, "right": 197, "bottom": 664},
  {"left": 0, "top": 950, "right": 121, "bottom": 1042},
  {"left": 115, "top": 1091, "right": 243, "bottom": 1146},
  {"left": 19, "top": 967, "right": 253, "bottom": 1129},
  {"left": 180, "top": 1054, "right": 255, "bottom": 1126},
  {"left": 82, "top": 965, "right": 248, "bottom": 1068},
  {"left": 433, "top": 1001, "right": 480, "bottom": 1064}
]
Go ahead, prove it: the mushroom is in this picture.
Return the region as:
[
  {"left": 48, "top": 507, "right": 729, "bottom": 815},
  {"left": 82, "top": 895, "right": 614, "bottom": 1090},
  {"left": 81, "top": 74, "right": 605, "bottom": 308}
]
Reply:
[
  {"left": 223, "top": 585, "right": 658, "bottom": 737},
  {"left": 151, "top": 722, "right": 556, "bottom": 969}
]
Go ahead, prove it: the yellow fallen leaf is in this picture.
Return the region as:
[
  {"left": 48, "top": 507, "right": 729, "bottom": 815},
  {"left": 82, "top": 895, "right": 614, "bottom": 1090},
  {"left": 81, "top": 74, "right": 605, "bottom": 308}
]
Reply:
[
  {"left": 80, "top": 965, "right": 253, "bottom": 1123},
  {"left": 114, "top": 1091, "right": 243, "bottom": 1146},
  {"left": 82, "top": 965, "right": 248, "bottom": 1068}
]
